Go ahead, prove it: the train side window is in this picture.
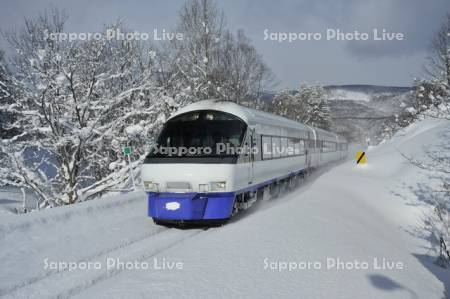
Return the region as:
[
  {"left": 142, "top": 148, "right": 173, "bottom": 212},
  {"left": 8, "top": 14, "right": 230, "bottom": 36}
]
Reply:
[
  {"left": 280, "top": 137, "right": 288, "bottom": 157},
  {"left": 272, "top": 137, "right": 281, "bottom": 158},
  {"left": 322, "top": 141, "right": 337, "bottom": 152},
  {"left": 293, "top": 140, "right": 300, "bottom": 155},
  {"left": 287, "top": 138, "right": 294, "bottom": 156},
  {"left": 261, "top": 136, "right": 272, "bottom": 160},
  {"left": 299, "top": 140, "right": 306, "bottom": 155},
  {"left": 323, "top": 141, "right": 328, "bottom": 152}
]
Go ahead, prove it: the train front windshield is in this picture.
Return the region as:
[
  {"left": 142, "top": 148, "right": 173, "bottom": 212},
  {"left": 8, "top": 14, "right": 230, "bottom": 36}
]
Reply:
[{"left": 149, "top": 110, "right": 247, "bottom": 159}]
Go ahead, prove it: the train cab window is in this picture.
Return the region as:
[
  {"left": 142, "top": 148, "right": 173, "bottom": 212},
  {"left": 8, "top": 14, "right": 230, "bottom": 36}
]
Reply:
[{"left": 151, "top": 110, "right": 247, "bottom": 158}]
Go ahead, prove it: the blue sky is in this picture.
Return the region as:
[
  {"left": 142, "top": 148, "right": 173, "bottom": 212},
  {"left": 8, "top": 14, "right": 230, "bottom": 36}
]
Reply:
[{"left": 1, "top": 0, "right": 449, "bottom": 89}]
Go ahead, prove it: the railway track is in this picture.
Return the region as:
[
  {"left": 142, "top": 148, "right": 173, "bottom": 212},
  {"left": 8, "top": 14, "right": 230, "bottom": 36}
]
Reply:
[
  {"left": 0, "top": 192, "right": 206, "bottom": 299},
  {"left": 4, "top": 228, "right": 204, "bottom": 299}
]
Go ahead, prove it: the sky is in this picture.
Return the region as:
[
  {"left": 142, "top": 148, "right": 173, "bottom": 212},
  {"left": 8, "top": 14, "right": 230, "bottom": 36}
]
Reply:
[{"left": 1, "top": 0, "right": 449, "bottom": 90}]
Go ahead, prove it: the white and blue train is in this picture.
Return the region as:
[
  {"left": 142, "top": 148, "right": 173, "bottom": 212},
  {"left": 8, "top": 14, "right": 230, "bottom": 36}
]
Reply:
[{"left": 142, "top": 100, "right": 348, "bottom": 225}]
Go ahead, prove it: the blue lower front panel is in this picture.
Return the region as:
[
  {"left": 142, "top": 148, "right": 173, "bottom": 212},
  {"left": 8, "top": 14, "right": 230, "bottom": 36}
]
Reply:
[{"left": 147, "top": 192, "right": 235, "bottom": 220}]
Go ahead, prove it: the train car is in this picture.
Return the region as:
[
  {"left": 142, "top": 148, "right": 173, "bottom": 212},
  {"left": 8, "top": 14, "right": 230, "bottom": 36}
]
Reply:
[{"left": 142, "top": 100, "right": 347, "bottom": 225}]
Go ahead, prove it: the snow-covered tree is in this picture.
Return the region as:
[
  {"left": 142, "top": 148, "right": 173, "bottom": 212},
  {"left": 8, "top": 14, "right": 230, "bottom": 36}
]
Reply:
[
  {"left": 306, "top": 85, "right": 332, "bottom": 130},
  {"left": 383, "top": 15, "right": 450, "bottom": 139},
  {"left": 0, "top": 50, "right": 10, "bottom": 137},
  {"left": 163, "top": 0, "right": 225, "bottom": 101},
  {"left": 416, "top": 13, "right": 450, "bottom": 119},
  {"left": 0, "top": 11, "right": 169, "bottom": 207},
  {"left": 217, "top": 29, "right": 274, "bottom": 105},
  {"left": 163, "top": 0, "right": 273, "bottom": 105},
  {"left": 271, "top": 84, "right": 331, "bottom": 130},
  {"left": 0, "top": 50, "right": 8, "bottom": 101},
  {"left": 0, "top": 50, "right": 20, "bottom": 139},
  {"left": 271, "top": 89, "right": 296, "bottom": 118},
  {"left": 425, "top": 13, "right": 450, "bottom": 89},
  {"left": 411, "top": 79, "right": 449, "bottom": 116}
]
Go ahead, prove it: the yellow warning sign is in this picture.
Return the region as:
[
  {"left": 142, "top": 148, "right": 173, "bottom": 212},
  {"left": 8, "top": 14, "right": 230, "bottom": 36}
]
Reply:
[{"left": 356, "top": 151, "right": 367, "bottom": 164}]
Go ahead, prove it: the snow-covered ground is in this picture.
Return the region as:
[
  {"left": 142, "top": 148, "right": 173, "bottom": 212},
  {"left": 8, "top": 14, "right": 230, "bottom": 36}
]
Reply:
[{"left": 0, "top": 118, "right": 449, "bottom": 299}]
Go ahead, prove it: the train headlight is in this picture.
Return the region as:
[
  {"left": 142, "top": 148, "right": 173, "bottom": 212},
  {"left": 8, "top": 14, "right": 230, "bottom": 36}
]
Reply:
[
  {"left": 210, "top": 181, "right": 226, "bottom": 192},
  {"left": 143, "top": 181, "right": 159, "bottom": 192}
]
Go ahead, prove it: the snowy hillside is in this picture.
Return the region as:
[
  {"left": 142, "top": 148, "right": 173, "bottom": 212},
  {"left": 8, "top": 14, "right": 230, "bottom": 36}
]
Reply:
[
  {"left": 326, "top": 85, "right": 414, "bottom": 144},
  {"left": 261, "top": 85, "right": 412, "bottom": 104},
  {"left": 327, "top": 88, "right": 372, "bottom": 102},
  {"left": 0, "top": 118, "right": 449, "bottom": 299},
  {"left": 325, "top": 85, "right": 413, "bottom": 102},
  {"left": 326, "top": 85, "right": 413, "bottom": 117},
  {"left": 262, "top": 85, "right": 414, "bottom": 144}
]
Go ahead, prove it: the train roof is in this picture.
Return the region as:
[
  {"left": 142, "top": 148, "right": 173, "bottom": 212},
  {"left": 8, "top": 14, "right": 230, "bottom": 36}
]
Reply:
[
  {"left": 169, "top": 99, "right": 346, "bottom": 142},
  {"left": 170, "top": 99, "right": 311, "bottom": 131}
]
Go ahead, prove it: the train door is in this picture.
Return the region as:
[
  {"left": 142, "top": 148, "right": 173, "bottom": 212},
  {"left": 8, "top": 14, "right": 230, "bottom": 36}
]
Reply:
[
  {"left": 306, "top": 132, "right": 311, "bottom": 169},
  {"left": 247, "top": 129, "right": 255, "bottom": 185},
  {"left": 308, "top": 128, "right": 318, "bottom": 168}
]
